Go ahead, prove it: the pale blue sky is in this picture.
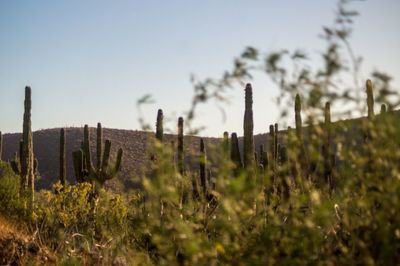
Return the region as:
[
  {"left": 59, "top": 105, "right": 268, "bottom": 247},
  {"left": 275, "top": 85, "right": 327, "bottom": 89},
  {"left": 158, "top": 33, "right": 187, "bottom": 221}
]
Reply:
[{"left": 0, "top": 0, "right": 399, "bottom": 136}]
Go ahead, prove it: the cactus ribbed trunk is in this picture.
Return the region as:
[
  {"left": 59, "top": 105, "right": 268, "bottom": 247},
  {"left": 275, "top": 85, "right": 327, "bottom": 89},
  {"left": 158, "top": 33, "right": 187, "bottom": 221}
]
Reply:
[
  {"left": 260, "top": 144, "right": 268, "bottom": 172},
  {"left": 59, "top": 128, "right": 66, "bottom": 186},
  {"left": 177, "top": 117, "right": 184, "bottom": 175},
  {"left": 199, "top": 138, "right": 207, "bottom": 197},
  {"left": 230, "top": 132, "right": 242, "bottom": 171},
  {"left": 156, "top": 109, "right": 164, "bottom": 142},
  {"left": 268, "top": 125, "right": 275, "bottom": 173},
  {"left": 295, "top": 93, "right": 309, "bottom": 178},
  {"left": 295, "top": 94, "right": 302, "bottom": 141},
  {"left": 323, "top": 102, "right": 332, "bottom": 188},
  {"left": 222, "top": 131, "right": 229, "bottom": 156},
  {"left": 97, "top": 123, "right": 102, "bottom": 170},
  {"left": 0, "top": 131, "right": 2, "bottom": 161},
  {"left": 21, "top": 86, "right": 35, "bottom": 210},
  {"left": 243, "top": 83, "right": 255, "bottom": 170},
  {"left": 83, "top": 125, "right": 94, "bottom": 175},
  {"left": 274, "top": 123, "right": 279, "bottom": 166},
  {"left": 366, "top": 80, "right": 374, "bottom": 120}
]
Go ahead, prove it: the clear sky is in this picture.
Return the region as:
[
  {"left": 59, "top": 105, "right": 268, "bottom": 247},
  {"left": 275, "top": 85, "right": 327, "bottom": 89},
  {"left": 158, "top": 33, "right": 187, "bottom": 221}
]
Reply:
[{"left": 0, "top": 0, "right": 399, "bottom": 137}]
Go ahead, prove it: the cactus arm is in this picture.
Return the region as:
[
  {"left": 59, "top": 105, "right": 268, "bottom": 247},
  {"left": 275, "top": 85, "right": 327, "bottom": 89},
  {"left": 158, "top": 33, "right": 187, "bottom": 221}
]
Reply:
[
  {"left": 114, "top": 148, "right": 123, "bottom": 173},
  {"left": 83, "top": 125, "right": 94, "bottom": 174},
  {"left": 73, "top": 150, "right": 84, "bottom": 183},
  {"left": 101, "top": 140, "right": 111, "bottom": 174},
  {"left": 230, "top": 132, "right": 242, "bottom": 170}
]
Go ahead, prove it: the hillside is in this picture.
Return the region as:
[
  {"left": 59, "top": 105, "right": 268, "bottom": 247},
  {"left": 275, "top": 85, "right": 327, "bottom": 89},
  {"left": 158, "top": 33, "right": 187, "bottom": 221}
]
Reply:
[
  {"left": 2, "top": 110, "right": 399, "bottom": 191},
  {"left": 0, "top": 216, "right": 54, "bottom": 264},
  {"left": 1, "top": 128, "right": 221, "bottom": 190}
]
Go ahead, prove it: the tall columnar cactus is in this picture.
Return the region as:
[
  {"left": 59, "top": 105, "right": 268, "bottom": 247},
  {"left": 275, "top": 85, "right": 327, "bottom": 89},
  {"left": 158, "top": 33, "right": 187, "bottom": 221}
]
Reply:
[
  {"left": 243, "top": 83, "right": 255, "bottom": 169},
  {"left": 96, "top": 123, "right": 102, "bottom": 170},
  {"left": 278, "top": 145, "right": 290, "bottom": 201},
  {"left": 199, "top": 138, "right": 207, "bottom": 197},
  {"left": 156, "top": 109, "right": 164, "bottom": 142},
  {"left": 73, "top": 123, "right": 123, "bottom": 186},
  {"left": 260, "top": 144, "right": 268, "bottom": 171},
  {"left": 0, "top": 131, "right": 2, "bottom": 161},
  {"left": 380, "top": 103, "right": 387, "bottom": 114},
  {"left": 294, "top": 93, "right": 310, "bottom": 179},
  {"left": 20, "top": 86, "right": 35, "bottom": 209},
  {"left": 222, "top": 131, "right": 229, "bottom": 156},
  {"left": 274, "top": 123, "right": 279, "bottom": 166},
  {"left": 268, "top": 125, "right": 275, "bottom": 172},
  {"left": 177, "top": 117, "right": 184, "bottom": 175},
  {"left": 366, "top": 79, "right": 374, "bottom": 120},
  {"left": 59, "top": 128, "right": 66, "bottom": 186},
  {"left": 323, "top": 102, "right": 333, "bottom": 187},
  {"left": 230, "top": 132, "right": 242, "bottom": 170},
  {"left": 295, "top": 94, "right": 302, "bottom": 140}
]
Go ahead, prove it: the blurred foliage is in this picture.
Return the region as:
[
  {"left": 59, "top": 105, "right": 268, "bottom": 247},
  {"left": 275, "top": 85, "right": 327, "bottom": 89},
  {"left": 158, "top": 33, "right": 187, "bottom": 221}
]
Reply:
[{"left": 0, "top": 0, "right": 399, "bottom": 265}]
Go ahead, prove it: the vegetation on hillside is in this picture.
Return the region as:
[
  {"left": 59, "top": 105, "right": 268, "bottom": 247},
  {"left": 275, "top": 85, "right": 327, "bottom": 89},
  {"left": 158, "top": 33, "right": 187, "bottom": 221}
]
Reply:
[{"left": 0, "top": 0, "right": 399, "bottom": 265}]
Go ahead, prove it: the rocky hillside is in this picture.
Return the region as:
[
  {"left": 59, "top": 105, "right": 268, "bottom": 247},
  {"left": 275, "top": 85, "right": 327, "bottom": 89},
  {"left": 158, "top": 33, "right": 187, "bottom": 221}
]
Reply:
[
  {"left": 1, "top": 128, "right": 221, "bottom": 190},
  {"left": 2, "top": 110, "right": 399, "bottom": 191}
]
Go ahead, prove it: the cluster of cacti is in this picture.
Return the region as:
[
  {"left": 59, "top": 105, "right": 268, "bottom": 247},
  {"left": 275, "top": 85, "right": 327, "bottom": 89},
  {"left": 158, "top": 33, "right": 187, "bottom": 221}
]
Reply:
[
  {"left": 72, "top": 123, "right": 123, "bottom": 187},
  {"left": 0, "top": 78, "right": 381, "bottom": 211}
]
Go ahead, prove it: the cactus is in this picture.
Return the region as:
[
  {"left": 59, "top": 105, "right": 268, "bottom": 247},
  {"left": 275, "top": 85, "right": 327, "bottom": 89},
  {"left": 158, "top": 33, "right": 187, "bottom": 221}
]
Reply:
[
  {"left": 73, "top": 123, "right": 123, "bottom": 186},
  {"left": 156, "top": 109, "right": 164, "bottom": 142},
  {"left": 380, "top": 103, "right": 387, "bottom": 114},
  {"left": 243, "top": 83, "right": 255, "bottom": 169},
  {"left": 260, "top": 144, "right": 268, "bottom": 171},
  {"left": 294, "top": 93, "right": 309, "bottom": 178},
  {"left": 230, "top": 132, "right": 242, "bottom": 170},
  {"left": 177, "top": 117, "right": 184, "bottom": 175},
  {"left": 0, "top": 131, "right": 2, "bottom": 161},
  {"left": 268, "top": 125, "right": 275, "bottom": 173},
  {"left": 278, "top": 145, "right": 290, "bottom": 201},
  {"left": 20, "top": 86, "right": 35, "bottom": 210},
  {"left": 295, "top": 94, "right": 302, "bottom": 140},
  {"left": 222, "top": 131, "right": 229, "bottom": 156},
  {"left": 366, "top": 79, "right": 374, "bottom": 119},
  {"left": 96, "top": 123, "right": 102, "bottom": 170},
  {"left": 59, "top": 128, "right": 66, "bottom": 186},
  {"left": 322, "top": 102, "right": 333, "bottom": 188},
  {"left": 10, "top": 153, "right": 21, "bottom": 175},
  {"left": 72, "top": 150, "right": 85, "bottom": 183},
  {"left": 274, "top": 123, "right": 279, "bottom": 166},
  {"left": 199, "top": 138, "right": 207, "bottom": 197}
]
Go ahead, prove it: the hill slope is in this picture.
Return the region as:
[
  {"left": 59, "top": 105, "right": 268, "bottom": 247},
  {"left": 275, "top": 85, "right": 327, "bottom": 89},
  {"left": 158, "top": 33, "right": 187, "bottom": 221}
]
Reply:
[{"left": 2, "top": 128, "right": 221, "bottom": 190}]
